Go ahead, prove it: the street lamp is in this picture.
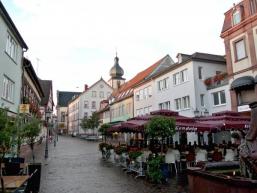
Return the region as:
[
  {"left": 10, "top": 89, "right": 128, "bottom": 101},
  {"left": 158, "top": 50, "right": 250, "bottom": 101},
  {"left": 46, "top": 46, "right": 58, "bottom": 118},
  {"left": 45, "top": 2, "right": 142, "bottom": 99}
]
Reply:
[{"left": 45, "top": 110, "right": 51, "bottom": 159}]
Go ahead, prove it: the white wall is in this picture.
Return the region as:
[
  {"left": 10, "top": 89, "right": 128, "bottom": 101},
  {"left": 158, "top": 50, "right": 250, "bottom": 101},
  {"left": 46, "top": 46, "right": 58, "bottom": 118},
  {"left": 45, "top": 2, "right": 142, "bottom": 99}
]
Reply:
[
  {"left": 207, "top": 84, "right": 231, "bottom": 114},
  {"left": 78, "top": 79, "right": 113, "bottom": 134},
  {"left": 134, "top": 80, "right": 155, "bottom": 116}
]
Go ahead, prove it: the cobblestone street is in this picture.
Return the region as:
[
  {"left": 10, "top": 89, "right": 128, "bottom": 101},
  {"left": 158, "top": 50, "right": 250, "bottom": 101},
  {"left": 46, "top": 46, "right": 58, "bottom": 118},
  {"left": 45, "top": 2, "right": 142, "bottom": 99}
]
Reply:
[{"left": 29, "top": 136, "right": 182, "bottom": 193}]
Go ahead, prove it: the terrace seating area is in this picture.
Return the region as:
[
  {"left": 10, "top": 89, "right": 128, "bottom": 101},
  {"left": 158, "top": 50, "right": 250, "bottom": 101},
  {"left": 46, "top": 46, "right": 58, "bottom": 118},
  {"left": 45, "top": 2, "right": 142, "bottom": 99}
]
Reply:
[{"left": 0, "top": 157, "right": 41, "bottom": 193}]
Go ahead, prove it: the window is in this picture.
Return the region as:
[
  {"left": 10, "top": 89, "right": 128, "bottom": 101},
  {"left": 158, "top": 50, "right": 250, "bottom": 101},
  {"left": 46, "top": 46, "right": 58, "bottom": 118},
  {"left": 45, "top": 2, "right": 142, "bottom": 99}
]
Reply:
[
  {"left": 143, "top": 88, "right": 148, "bottom": 99},
  {"left": 200, "top": 94, "right": 205, "bottom": 107},
  {"left": 92, "top": 91, "right": 96, "bottom": 97},
  {"left": 182, "top": 96, "right": 190, "bottom": 109},
  {"left": 2, "top": 76, "right": 14, "bottom": 102},
  {"left": 159, "top": 101, "right": 170, "bottom": 110},
  {"left": 84, "top": 112, "right": 88, "bottom": 118},
  {"left": 250, "top": 0, "right": 257, "bottom": 15},
  {"left": 233, "top": 10, "right": 241, "bottom": 25},
  {"left": 175, "top": 96, "right": 190, "bottom": 110},
  {"left": 107, "top": 92, "right": 111, "bottom": 98},
  {"left": 148, "top": 86, "right": 152, "bottom": 97},
  {"left": 139, "top": 90, "right": 144, "bottom": 100},
  {"left": 158, "top": 78, "right": 169, "bottom": 90},
  {"left": 61, "top": 112, "right": 65, "bottom": 122},
  {"left": 99, "top": 91, "right": 104, "bottom": 98},
  {"left": 234, "top": 39, "right": 246, "bottom": 61},
  {"left": 212, "top": 90, "right": 226, "bottom": 106},
  {"left": 198, "top": 67, "right": 203, "bottom": 79},
  {"left": 173, "top": 73, "right": 180, "bottom": 85},
  {"left": 92, "top": 101, "right": 96, "bottom": 109},
  {"left": 135, "top": 91, "right": 140, "bottom": 101},
  {"left": 5, "top": 33, "right": 18, "bottom": 61},
  {"left": 180, "top": 69, "right": 188, "bottom": 83},
  {"left": 175, "top": 98, "right": 181, "bottom": 110},
  {"left": 84, "top": 101, "right": 89, "bottom": 108}
]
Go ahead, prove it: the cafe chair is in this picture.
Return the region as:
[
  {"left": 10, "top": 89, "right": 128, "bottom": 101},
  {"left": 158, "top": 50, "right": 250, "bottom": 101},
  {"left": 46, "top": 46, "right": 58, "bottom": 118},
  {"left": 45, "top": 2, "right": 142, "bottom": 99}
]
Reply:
[
  {"left": 14, "top": 169, "right": 38, "bottom": 193},
  {"left": 225, "top": 149, "right": 235, "bottom": 161},
  {"left": 11, "top": 157, "right": 25, "bottom": 164},
  {"left": 186, "top": 153, "right": 195, "bottom": 168},
  {"left": 4, "top": 162, "right": 23, "bottom": 176},
  {"left": 212, "top": 151, "right": 223, "bottom": 162},
  {"left": 165, "top": 149, "right": 178, "bottom": 174}
]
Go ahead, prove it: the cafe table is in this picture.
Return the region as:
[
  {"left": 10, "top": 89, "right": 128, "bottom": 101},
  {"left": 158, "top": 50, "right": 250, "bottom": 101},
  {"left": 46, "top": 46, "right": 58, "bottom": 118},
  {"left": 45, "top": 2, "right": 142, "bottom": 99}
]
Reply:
[{"left": 0, "top": 175, "right": 29, "bottom": 192}]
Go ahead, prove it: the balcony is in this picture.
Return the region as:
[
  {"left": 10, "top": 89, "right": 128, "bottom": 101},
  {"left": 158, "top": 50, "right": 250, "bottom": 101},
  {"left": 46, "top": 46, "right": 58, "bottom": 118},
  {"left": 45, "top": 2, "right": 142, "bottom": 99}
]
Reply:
[{"left": 204, "top": 73, "right": 228, "bottom": 90}]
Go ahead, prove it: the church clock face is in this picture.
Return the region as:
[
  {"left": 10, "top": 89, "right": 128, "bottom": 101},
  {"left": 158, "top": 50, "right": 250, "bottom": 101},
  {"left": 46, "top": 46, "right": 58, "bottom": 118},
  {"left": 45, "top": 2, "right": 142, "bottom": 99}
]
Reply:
[{"left": 100, "top": 84, "right": 104, "bottom": 88}]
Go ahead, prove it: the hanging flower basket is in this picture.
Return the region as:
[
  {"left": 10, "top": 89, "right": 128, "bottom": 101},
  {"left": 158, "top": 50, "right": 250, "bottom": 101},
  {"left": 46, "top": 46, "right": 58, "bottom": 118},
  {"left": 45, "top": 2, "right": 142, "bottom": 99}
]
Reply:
[{"left": 204, "top": 78, "right": 212, "bottom": 86}]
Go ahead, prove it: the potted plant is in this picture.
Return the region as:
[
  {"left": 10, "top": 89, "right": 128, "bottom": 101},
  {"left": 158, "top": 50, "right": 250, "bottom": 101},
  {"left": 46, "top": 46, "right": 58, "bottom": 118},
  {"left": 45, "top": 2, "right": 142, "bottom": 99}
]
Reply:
[
  {"left": 98, "top": 123, "right": 110, "bottom": 142},
  {"left": 0, "top": 108, "right": 13, "bottom": 193},
  {"left": 146, "top": 116, "right": 176, "bottom": 154},
  {"left": 22, "top": 116, "right": 42, "bottom": 192},
  {"left": 128, "top": 151, "right": 143, "bottom": 160},
  {"left": 147, "top": 154, "right": 165, "bottom": 184},
  {"left": 204, "top": 78, "right": 212, "bottom": 86}
]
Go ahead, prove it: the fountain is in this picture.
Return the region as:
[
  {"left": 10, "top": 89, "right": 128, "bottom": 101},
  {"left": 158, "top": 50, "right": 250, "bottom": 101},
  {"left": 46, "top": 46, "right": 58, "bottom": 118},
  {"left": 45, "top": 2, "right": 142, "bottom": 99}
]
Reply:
[{"left": 187, "top": 102, "right": 257, "bottom": 193}]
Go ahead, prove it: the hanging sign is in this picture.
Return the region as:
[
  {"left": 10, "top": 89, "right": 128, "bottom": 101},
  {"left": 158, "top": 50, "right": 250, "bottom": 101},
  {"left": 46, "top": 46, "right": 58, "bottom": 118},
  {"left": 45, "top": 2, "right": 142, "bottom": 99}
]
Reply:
[{"left": 19, "top": 104, "right": 30, "bottom": 114}]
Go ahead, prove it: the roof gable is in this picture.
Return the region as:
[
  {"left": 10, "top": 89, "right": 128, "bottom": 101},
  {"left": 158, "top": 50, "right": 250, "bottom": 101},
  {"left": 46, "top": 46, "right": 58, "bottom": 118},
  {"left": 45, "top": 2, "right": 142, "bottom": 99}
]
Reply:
[{"left": 57, "top": 91, "right": 82, "bottom": 107}]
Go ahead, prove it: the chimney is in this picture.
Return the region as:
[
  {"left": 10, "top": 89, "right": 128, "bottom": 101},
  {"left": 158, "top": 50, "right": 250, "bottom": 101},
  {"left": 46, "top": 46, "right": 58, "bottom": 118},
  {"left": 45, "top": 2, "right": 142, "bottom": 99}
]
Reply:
[{"left": 84, "top": 84, "right": 88, "bottom": 91}]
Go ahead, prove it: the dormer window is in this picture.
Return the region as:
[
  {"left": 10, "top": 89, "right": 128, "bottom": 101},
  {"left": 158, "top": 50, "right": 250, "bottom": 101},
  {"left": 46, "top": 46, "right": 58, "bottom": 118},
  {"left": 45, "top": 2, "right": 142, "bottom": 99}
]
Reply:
[{"left": 233, "top": 10, "right": 241, "bottom": 25}]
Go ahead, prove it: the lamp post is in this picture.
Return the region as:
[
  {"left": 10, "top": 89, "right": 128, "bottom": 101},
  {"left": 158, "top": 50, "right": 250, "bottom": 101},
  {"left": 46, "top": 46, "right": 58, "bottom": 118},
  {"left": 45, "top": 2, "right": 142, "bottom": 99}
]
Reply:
[{"left": 45, "top": 110, "right": 51, "bottom": 159}]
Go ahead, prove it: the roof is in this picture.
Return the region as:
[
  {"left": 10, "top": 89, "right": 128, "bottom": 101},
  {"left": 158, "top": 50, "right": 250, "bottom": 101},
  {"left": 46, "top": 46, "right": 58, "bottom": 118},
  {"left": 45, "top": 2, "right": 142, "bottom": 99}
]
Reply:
[
  {"left": 110, "top": 55, "right": 174, "bottom": 104},
  {"left": 57, "top": 91, "right": 81, "bottom": 107},
  {"left": 23, "top": 58, "right": 44, "bottom": 98},
  {"left": 149, "top": 52, "right": 226, "bottom": 81},
  {"left": 221, "top": 1, "right": 244, "bottom": 34},
  {"left": 39, "top": 79, "right": 53, "bottom": 106},
  {"left": 0, "top": 1, "right": 28, "bottom": 49}
]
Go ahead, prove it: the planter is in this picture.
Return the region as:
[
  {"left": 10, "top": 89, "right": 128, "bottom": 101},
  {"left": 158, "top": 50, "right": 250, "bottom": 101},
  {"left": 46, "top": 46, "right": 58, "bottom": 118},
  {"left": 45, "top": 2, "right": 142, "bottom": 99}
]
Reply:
[
  {"left": 187, "top": 168, "right": 257, "bottom": 193},
  {"left": 28, "top": 163, "right": 42, "bottom": 193}
]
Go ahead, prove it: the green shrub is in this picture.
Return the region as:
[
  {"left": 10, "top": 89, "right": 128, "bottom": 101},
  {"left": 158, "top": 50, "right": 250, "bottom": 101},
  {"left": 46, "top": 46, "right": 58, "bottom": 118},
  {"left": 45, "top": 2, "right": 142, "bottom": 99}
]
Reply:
[
  {"left": 129, "top": 151, "right": 143, "bottom": 160},
  {"left": 147, "top": 155, "right": 164, "bottom": 184}
]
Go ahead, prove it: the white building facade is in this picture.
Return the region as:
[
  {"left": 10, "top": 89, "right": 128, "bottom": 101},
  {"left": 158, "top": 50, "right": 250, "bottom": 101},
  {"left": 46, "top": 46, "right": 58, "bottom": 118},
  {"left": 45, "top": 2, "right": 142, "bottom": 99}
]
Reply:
[
  {"left": 68, "top": 78, "right": 113, "bottom": 134},
  {"left": 134, "top": 52, "right": 231, "bottom": 144}
]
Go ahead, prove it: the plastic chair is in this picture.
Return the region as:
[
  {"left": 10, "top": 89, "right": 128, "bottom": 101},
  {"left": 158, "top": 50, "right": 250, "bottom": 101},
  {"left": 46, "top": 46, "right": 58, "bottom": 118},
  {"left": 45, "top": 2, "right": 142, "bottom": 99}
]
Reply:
[
  {"left": 225, "top": 149, "right": 235, "bottom": 161},
  {"left": 186, "top": 153, "right": 195, "bottom": 168},
  {"left": 165, "top": 149, "right": 178, "bottom": 174},
  {"left": 195, "top": 150, "right": 207, "bottom": 163}
]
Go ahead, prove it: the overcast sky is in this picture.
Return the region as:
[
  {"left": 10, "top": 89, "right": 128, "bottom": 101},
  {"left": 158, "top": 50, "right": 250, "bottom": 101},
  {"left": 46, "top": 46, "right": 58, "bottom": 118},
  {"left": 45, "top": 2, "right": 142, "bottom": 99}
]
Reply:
[{"left": 2, "top": 0, "right": 239, "bottom": 101}]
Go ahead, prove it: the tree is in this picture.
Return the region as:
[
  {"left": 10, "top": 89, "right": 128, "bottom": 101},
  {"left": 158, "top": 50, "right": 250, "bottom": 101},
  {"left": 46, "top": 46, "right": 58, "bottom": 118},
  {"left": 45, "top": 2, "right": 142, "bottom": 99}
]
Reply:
[
  {"left": 0, "top": 109, "right": 13, "bottom": 192},
  {"left": 22, "top": 116, "right": 41, "bottom": 163},
  {"left": 146, "top": 116, "right": 176, "bottom": 154},
  {"left": 81, "top": 112, "right": 100, "bottom": 135},
  {"left": 98, "top": 123, "right": 110, "bottom": 142}
]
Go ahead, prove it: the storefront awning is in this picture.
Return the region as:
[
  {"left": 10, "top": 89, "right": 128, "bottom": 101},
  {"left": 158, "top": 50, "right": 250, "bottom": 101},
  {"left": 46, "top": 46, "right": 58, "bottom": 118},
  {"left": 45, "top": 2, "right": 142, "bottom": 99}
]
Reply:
[{"left": 231, "top": 76, "right": 255, "bottom": 90}]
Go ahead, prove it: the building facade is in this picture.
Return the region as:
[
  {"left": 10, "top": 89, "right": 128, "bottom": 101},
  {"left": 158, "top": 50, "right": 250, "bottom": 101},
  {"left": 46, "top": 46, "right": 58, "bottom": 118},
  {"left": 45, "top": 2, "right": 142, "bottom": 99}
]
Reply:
[
  {"left": 67, "top": 95, "right": 80, "bottom": 134},
  {"left": 0, "top": 2, "right": 28, "bottom": 115},
  {"left": 110, "top": 55, "right": 174, "bottom": 122},
  {"left": 134, "top": 52, "right": 228, "bottom": 118},
  {"left": 22, "top": 58, "right": 44, "bottom": 117},
  {"left": 68, "top": 78, "right": 113, "bottom": 134},
  {"left": 56, "top": 91, "right": 81, "bottom": 134},
  {"left": 221, "top": 0, "right": 257, "bottom": 114}
]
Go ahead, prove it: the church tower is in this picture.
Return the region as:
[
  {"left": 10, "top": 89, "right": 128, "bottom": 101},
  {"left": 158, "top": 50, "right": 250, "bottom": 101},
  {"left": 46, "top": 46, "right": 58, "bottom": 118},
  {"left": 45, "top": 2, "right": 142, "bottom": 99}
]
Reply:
[{"left": 108, "top": 53, "right": 125, "bottom": 89}]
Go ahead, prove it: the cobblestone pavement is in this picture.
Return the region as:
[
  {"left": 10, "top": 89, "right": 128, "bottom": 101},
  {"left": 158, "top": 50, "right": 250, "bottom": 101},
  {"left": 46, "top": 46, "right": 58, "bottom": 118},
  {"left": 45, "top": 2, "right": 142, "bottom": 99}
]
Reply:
[{"left": 31, "top": 136, "right": 185, "bottom": 193}]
